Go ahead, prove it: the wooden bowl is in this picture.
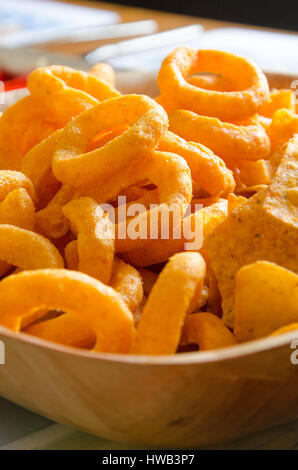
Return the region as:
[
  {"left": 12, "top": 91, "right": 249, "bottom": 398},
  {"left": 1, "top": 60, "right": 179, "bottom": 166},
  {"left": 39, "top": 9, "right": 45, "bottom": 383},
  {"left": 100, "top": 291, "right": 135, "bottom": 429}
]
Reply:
[
  {"left": 0, "top": 70, "right": 297, "bottom": 448},
  {"left": 1, "top": 327, "right": 298, "bottom": 447}
]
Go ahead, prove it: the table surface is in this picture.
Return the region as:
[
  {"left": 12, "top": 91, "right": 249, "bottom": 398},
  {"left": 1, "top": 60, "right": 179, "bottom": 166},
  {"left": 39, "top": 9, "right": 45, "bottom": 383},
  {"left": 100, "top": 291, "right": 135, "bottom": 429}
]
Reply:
[{"left": 1, "top": 0, "right": 298, "bottom": 451}]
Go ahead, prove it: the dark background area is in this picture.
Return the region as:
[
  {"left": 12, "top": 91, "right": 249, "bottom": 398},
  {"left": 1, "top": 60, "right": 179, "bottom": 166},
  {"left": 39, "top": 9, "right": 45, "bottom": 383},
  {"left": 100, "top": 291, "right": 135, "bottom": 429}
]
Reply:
[{"left": 97, "top": 0, "right": 298, "bottom": 31}]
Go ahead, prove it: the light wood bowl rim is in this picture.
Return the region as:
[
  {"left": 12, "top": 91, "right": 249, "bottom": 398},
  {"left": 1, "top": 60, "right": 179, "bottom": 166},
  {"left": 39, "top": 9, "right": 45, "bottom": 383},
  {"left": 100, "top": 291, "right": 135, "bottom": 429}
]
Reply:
[{"left": 1, "top": 325, "right": 297, "bottom": 365}]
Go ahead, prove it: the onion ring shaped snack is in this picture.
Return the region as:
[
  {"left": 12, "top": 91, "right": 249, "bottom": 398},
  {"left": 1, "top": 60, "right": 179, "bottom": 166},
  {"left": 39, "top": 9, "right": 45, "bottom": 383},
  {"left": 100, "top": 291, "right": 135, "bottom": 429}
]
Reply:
[
  {"left": 63, "top": 197, "right": 115, "bottom": 284},
  {"left": 89, "top": 63, "right": 115, "bottom": 86},
  {"left": 110, "top": 258, "right": 143, "bottom": 313},
  {"left": 22, "top": 130, "right": 63, "bottom": 210},
  {"left": 124, "top": 199, "right": 228, "bottom": 267},
  {"left": 27, "top": 65, "right": 120, "bottom": 123},
  {"left": 35, "top": 185, "right": 76, "bottom": 239},
  {"left": 0, "top": 97, "right": 59, "bottom": 170},
  {"left": 158, "top": 131, "right": 235, "bottom": 196},
  {"left": 169, "top": 109, "right": 271, "bottom": 162},
  {"left": 0, "top": 269, "right": 134, "bottom": 353},
  {"left": 131, "top": 252, "right": 206, "bottom": 355},
  {"left": 115, "top": 150, "right": 192, "bottom": 253},
  {"left": 0, "top": 188, "right": 35, "bottom": 230},
  {"left": 0, "top": 170, "right": 36, "bottom": 203},
  {"left": 52, "top": 95, "right": 168, "bottom": 188},
  {"left": 64, "top": 239, "right": 79, "bottom": 270},
  {"left": 0, "top": 225, "right": 64, "bottom": 270},
  {"left": 186, "top": 73, "right": 235, "bottom": 92},
  {"left": 158, "top": 48, "right": 269, "bottom": 121}
]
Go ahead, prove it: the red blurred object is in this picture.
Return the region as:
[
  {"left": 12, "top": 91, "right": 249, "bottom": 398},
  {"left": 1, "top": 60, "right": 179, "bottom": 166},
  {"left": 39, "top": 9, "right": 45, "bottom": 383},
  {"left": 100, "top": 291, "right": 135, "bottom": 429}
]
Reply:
[{"left": 3, "top": 75, "right": 27, "bottom": 91}]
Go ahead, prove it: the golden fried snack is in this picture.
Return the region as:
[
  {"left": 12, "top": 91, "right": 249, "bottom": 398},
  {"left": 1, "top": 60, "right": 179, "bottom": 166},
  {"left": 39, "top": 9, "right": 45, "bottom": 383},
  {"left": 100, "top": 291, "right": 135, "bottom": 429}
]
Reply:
[
  {"left": 124, "top": 199, "right": 228, "bottom": 267},
  {"left": 207, "top": 136, "right": 298, "bottom": 327},
  {"left": 22, "top": 129, "right": 63, "bottom": 209},
  {"left": 131, "top": 252, "right": 206, "bottom": 355},
  {"left": 259, "top": 89, "right": 296, "bottom": 117},
  {"left": 63, "top": 197, "right": 115, "bottom": 284},
  {"left": 115, "top": 150, "right": 192, "bottom": 253},
  {"left": 64, "top": 239, "right": 79, "bottom": 270},
  {"left": 158, "top": 131, "right": 235, "bottom": 196},
  {"left": 235, "top": 159, "right": 274, "bottom": 187},
  {"left": 181, "top": 312, "right": 236, "bottom": 350},
  {"left": 271, "top": 323, "right": 298, "bottom": 336},
  {"left": 27, "top": 65, "right": 120, "bottom": 123},
  {"left": 0, "top": 269, "right": 134, "bottom": 353},
  {"left": 0, "top": 177, "right": 36, "bottom": 276},
  {"left": 52, "top": 95, "right": 168, "bottom": 188},
  {"left": 24, "top": 313, "right": 96, "bottom": 349},
  {"left": 0, "top": 97, "right": 59, "bottom": 170},
  {"left": 187, "top": 73, "right": 234, "bottom": 92},
  {"left": 234, "top": 261, "right": 298, "bottom": 342},
  {"left": 268, "top": 108, "right": 298, "bottom": 152},
  {"left": 89, "top": 63, "right": 115, "bottom": 86},
  {"left": 0, "top": 170, "right": 36, "bottom": 203},
  {"left": 110, "top": 258, "right": 143, "bottom": 313},
  {"left": 36, "top": 185, "right": 75, "bottom": 239},
  {"left": 158, "top": 48, "right": 269, "bottom": 121},
  {"left": 138, "top": 268, "right": 158, "bottom": 296},
  {"left": 0, "top": 188, "right": 35, "bottom": 230},
  {"left": 169, "top": 109, "right": 271, "bottom": 162},
  {"left": 0, "top": 225, "right": 64, "bottom": 269}
]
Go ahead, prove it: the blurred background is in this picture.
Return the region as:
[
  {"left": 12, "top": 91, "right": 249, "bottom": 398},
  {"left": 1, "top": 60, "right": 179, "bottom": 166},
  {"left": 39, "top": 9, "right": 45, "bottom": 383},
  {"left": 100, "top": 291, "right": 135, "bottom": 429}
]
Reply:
[
  {"left": 0, "top": 0, "right": 297, "bottom": 93},
  {"left": 98, "top": 0, "right": 297, "bottom": 31}
]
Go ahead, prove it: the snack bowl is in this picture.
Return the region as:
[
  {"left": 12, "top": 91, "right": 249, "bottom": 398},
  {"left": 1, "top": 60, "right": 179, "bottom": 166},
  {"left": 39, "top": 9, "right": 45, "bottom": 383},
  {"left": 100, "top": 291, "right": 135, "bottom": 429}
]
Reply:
[
  {"left": 0, "top": 70, "right": 298, "bottom": 448},
  {"left": 1, "top": 326, "right": 298, "bottom": 447}
]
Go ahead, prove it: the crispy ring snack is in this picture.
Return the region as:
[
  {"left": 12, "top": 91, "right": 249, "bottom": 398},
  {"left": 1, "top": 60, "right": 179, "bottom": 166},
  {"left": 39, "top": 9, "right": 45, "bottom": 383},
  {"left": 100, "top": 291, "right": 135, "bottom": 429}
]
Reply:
[
  {"left": 22, "top": 130, "right": 63, "bottom": 210},
  {"left": 24, "top": 313, "right": 96, "bottom": 349},
  {"left": 36, "top": 185, "right": 75, "bottom": 239},
  {"left": 0, "top": 188, "right": 35, "bottom": 230},
  {"left": 64, "top": 239, "right": 79, "bottom": 270},
  {"left": 181, "top": 312, "right": 236, "bottom": 350},
  {"left": 169, "top": 109, "right": 271, "bottom": 162},
  {"left": 0, "top": 225, "right": 64, "bottom": 270},
  {"left": 259, "top": 89, "right": 296, "bottom": 117},
  {"left": 158, "top": 130, "right": 235, "bottom": 196},
  {"left": 52, "top": 95, "right": 168, "bottom": 188},
  {"left": 0, "top": 170, "right": 36, "bottom": 203},
  {"left": 110, "top": 258, "right": 143, "bottom": 313},
  {"left": 132, "top": 252, "right": 206, "bottom": 355},
  {"left": 158, "top": 48, "right": 269, "bottom": 121},
  {"left": 115, "top": 150, "right": 192, "bottom": 253},
  {"left": 124, "top": 199, "right": 228, "bottom": 267},
  {"left": 0, "top": 97, "right": 59, "bottom": 170},
  {"left": 0, "top": 269, "right": 134, "bottom": 353},
  {"left": 27, "top": 65, "right": 120, "bottom": 123},
  {"left": 187, "top": 74, "right": 234, "bottom": 92},
  {"left": 63, "top": 197, "right": 115, "bottom": 284},
  {"left": 89, "top": 63, "right": 115, "bottom": 86}
]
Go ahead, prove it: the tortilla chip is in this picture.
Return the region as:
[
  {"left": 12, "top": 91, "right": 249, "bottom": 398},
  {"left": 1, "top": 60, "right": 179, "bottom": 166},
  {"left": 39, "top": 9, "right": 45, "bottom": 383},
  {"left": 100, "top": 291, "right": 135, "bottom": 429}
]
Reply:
[
  {"left": 207, "top": 135, "right": 298, "bottom": 327},
  {"left": 234, "top": 261, "right": 298, "bottom": 342}
]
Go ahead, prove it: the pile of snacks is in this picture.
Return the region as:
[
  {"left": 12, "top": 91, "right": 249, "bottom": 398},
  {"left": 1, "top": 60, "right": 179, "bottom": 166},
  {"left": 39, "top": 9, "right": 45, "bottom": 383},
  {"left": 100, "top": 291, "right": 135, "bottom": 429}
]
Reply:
[{"left": 0, "top": 48, "right": 297, "bottom": 355}]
